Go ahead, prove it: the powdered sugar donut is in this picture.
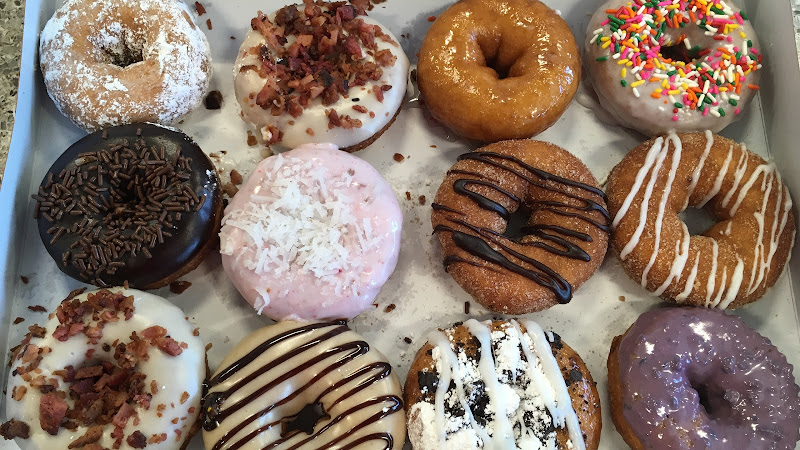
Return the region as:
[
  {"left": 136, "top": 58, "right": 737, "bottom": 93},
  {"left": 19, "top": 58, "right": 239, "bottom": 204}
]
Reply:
[
  {"left": 1, "top": 288, "right": 206, "bottom": 450},
  {"left": 233, "top": 2, "right": 409, "bottom": 151},
  {"left": 39, "top": 0, "right": 212, "bottom": 132},
  {"left": 219, "top": 143, "right": 402, "bottom": 321}
]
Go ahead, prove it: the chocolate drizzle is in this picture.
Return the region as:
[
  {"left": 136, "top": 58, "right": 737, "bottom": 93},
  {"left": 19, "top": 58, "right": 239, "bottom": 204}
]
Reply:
[
  {"left": 202, "top": 321, "right": 402, "bottom": 450},
  {"left": 432, "top": 151, "right": 610, "bottom": 304}
]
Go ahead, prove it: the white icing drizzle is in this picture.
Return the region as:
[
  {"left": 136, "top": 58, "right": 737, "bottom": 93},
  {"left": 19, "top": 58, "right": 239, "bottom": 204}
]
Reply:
[
  {"left": 684, "top": 130, "right": 714, "bottom": 209},
  {"left": 675, "top": 253, "right": 701, "bottom": 302},
  {"left": 704, "top": 239, "right": 720, "bottom": 307},
  {"left": 720, "top": 144, "right": 750, "bottom": 208},
  {"left": 421, "top": 319, "right": 586, "bottom": 450},
  {"left": 653, "top": 222, "right": 691, "bottom": 296},
  {"left": 697, "top": 144, "right": 733, "bottom": 208},
  {"left": 718, "top": 258, "right": 745, "bottom": 309},
  {"left": 640, "top": 133, "right": 683, "bottom": 286}
]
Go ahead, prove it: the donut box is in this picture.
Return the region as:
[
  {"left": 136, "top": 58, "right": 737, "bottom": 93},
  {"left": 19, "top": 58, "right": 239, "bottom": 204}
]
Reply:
[{"left": 1, "top": 0, "right": 800, "bottom": 449}]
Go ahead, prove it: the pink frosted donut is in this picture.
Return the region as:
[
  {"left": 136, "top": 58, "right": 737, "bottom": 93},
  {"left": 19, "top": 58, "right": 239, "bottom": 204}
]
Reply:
[{"left": 219, "top": 143, "right": 402, "bottom": 321}]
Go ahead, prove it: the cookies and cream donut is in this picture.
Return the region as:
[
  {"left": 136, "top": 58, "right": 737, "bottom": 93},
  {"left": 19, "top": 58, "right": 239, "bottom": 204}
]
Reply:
[
  {"left": 39, "top": 0, "right": 212, "bottom": 132},
  {"left": 606, "top": 132, "right": 795, "bottom": 308},
  {"left": 405, "top": 319, "right": 601, "bottom": 450},
  {"left": 417, "top": 0, "right": 580, "bottom": 142},
  {"left": 219, "top": 143, "right": 402, "bottom": 321},
  {"left": 202, "top": 320, "right": 405, "bottom": 450},
  {"left": 431, "top": 140, "right": 610, "bottom": 313},
  {"left": 32, "top": 123, "right": 223, "bottom": 290},
  {"left": 608, "top": 307, "right": 800, "bottom": 449},
  {"left": 585, "top": 0, "right": 762, "bottom": 136},
  {"left": 1, "top": 288, "right": 206, "bottom": 450},
  {"left": 233, "top": 2, "right": 409, "bottom": 152}
]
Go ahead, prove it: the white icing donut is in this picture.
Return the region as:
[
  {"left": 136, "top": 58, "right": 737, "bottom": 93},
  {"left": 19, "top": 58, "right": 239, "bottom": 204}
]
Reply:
[
  {"left": 232, "top": 3, "right": 409, "bottom": 151},
  {"left": 202, "top": 320, "right": 405, "bottom": 450},
  {"left": 584, "top": 0, "right": 761, "bottom": 136},
  {"left": 39, "top": 0, "right": 212, "bottom": 132},
  {"left": 3, "top": 288, "right": 206, "bottom": 450},
  {"left": 219, "top": 143, "right": 402, "bottom": 321}
]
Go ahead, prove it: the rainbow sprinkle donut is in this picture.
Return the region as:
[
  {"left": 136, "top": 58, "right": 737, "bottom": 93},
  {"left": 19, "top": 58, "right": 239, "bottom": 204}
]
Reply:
[{"left": 584, "top": 0, "right": 762, "bottom": 136}]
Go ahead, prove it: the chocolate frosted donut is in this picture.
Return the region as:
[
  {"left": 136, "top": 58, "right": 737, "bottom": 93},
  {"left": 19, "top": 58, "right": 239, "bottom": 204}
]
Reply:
[
  {"left": 405, "top": 319, "right": 601, "bottom": 450},
  {"left": 32, "top": 123, "right": 223, "bottom": 289},
  {"left": 202, "top": 320, "right": 405, "bottom": 450},
  {"left": 431, "top": 140, "right": 610, "bottom": 313},
  {"left": 608, "top": 307, "right": 800, "bottom": 449}
]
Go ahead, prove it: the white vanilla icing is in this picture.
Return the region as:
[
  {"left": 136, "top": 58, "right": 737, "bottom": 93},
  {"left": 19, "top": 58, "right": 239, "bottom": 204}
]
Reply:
[{"left": 5, "top": 288, "right": 205, "bottom": 450}]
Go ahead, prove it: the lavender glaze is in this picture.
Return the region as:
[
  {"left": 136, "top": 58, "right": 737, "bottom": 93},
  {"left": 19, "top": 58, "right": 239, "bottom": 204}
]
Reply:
[{"left": 615, "top": 307, "right": 800, "bottom": 449}]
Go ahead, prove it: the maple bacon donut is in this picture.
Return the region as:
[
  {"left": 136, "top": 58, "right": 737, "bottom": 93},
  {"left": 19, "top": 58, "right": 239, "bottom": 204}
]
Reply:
[
  {"left": 202, "top": 320, "right": 405, "bottom": 450},
  {"left": 606, "top": 132, "right": 795, "bottom": 308},
  {"left": 234, "top": 2, "right": 409, "bottom": 151},
  {"left": 418, "top": 0, "right": 580, "bottom": 142},
  {"left": 431, "top": 140, "right": 610, "bottom": 313},
  {"left": 585, "top": 0, "right": 762, "bottom": 135},
  {"left": 405, "top": 319, "right": 601, "bottom": 449},
  {"left": 1, "top": 288, "right": 206, "bottom": 450},
  {"left": 608, "top": 307, "right": 800, "bottom": 449},
  {"left": 39, "top": 0, "right": 212, "bottom": 132}
]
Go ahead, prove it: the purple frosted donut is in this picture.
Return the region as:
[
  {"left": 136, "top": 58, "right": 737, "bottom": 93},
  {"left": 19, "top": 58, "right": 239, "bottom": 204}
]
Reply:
[{"left": 608, "top": 307, "right": 800, "bottom": 449}]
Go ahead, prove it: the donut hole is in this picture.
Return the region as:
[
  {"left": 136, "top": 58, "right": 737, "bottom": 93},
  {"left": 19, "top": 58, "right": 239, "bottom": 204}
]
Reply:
[
  {"left": 678, "top": 207, "right": 718, "bottom": 235},
  {"left": 660, "top": 44, "right": 696, "bottom": 64},
  {"left": 690, "top": 377, "right": 737, "bottom": 424},
  {"left": 502, "top": 203, "right": 533, "bottom": 241},
  {"left": 280, "top": 401, "right": 330, "bottom": 436},
  {"left": 476, "top": 34, "right": 521, "bottom": 80},
  {"left": 91, "top": 30, "right": 146, "bottom": 68}
]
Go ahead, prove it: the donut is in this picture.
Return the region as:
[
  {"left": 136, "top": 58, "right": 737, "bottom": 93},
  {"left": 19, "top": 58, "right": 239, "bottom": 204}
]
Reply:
[
  {"left": 233, "top": 2, "right": 409, "bottom": 152},
  {"left": 405, "top": 319, "right": 601, "bottom": 450},
  {"left": 584, "top": 0, "right": 762, "bottom": 136},
  {"left": 431, "top": 140, "right": 610, "bottom": 313},
  {"left": 219, "top": 143, "right": 402, "bottom": 321},
  {"left": 608, "top": 307, "right": 800, "bottom": 449},
  {"left": 417, "top": 0, "right": 580, "bottom": 142},
  {"left": 202, "top": 320, "right": 405, "bottom": 450},
  {"left": 39, "top": 0, "right": 212, "bottom": 132},
  {"left": 1, "top": 288, "right": 206, "bottom": 450},
  {"left": 606, "top": 132, "right": 795, "bottom": 308},
  {"left": 32, "top": 123, "right": 224, "bottom": 289}
]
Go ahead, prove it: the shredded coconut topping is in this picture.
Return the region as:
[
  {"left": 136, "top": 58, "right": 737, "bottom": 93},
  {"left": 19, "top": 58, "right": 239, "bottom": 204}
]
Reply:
[{"left": 220, "top": 153, "right": 381, "bottom": 301}]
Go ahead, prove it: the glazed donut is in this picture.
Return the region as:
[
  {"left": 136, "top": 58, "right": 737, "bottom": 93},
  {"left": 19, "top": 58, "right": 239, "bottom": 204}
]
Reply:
[
  {"left": 417, "top": 0, "right": 580, "bottom": 142},
  {"left": 606, "top": 132, "right": 795, "bottom": 308},
  {"left": 431, "top": 140, "right": 610, "bottom": 313},
  {"left": 608, "top": 307, "right": 800, "bottom": 449},
  {"left": 32, "top": 123, "right": 223, "bottom": 289},
  {"left": 585, "top": 0, "right": 762, "bottom": 136},
  {"left": 233, "top": 2, "right": 409, "bottom": 152},
  {"left": 39, "top": 0, "right": 212, "bottom": 132},
  {"left": 1, "top": 288, "right": 206, "bottom": 450},
  {"left": 405, "top": 319, "right": 601, "bottom": 450},
  {"left": 202, "top": 320, "right": 405, "bottom": 450},
  {"left": 219, "top": 143, "right": 402, "bottom": 321}
]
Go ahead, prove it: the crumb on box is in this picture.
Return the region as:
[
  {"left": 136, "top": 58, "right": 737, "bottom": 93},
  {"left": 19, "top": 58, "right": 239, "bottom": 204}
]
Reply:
[
  {"left": 393, "top": 153, "right": 405, "bottom": 163},
  {"left": 418, "top": 195, "right": 426, "bottom": 205},
  {"left": 618, "top": 296, "right": 626, "bottom": 302},
  {"left": 20, "top": 276, "right": 28, "bottom": 284},
  {"left": 405, "top": 191, "right": 411, "bottom": 201},
  {"left": 384, "top": 304, "right": 396, "bottom": 313},
  {"left": 230, "top": 170, "right": 243, "bottom": 186}
]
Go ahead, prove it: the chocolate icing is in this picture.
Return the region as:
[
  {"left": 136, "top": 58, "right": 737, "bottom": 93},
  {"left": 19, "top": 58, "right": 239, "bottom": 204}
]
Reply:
[
  {"left": 615, "top": 308, "right": 800, "bottom": 449},
  {"left": 432, "top": 151, "right": 609, "bottom": 304},
  {"left": 202, "top": 321, "right": 403, "bottom": 450},
  {"left": 33, "top": 123, "right": 222, "bottom": 288}
]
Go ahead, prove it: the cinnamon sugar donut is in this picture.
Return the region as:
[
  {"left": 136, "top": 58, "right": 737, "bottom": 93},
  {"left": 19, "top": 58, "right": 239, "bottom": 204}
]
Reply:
[
  {"left": 606, "top": 132, "right": 795, "bottom": 308},
  {"left": 405, "top": 319, "right": 601, "bottom": 450},
  {"left": 39, "top": 0, "right": 212, "bottom": 131},
  {"left": 431, "top": 140, "right": 610, "bottom": 313},
  {"left": 417, "top": 0, "right": 580, "bottom": 142}
]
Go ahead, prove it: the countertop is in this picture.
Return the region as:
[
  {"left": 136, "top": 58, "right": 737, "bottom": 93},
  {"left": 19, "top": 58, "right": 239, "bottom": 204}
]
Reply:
[{"left": 1, "top": 1, "right": 800, "bottom": 188}]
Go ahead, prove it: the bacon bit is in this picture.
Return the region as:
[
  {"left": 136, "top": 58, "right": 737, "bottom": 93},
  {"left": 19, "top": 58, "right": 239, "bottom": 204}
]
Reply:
[
  {"left": 150, "top": 380, "right": 159, "bottom": 395},
  {"left": 428, "top": 15, "right": 436, "bottom": 21},
  {"left": 352, "top": 104, "right": 368, "bottom": 113},
  {"left": 156, "top": 337, "right": 183, "bottom": 356},
  {"left": 127, "top": 430, "right": 147, "bottom": 449},
  {"left": 180, "top": 391, "right": 190, "bottom": 404},
  {"left": 148, "top": 433, "right": 168, "bottom": 444},
  {"left": 188, "top": 406, "right": 196, "bottom": 414},
  {"left": 39, "top": 393, "right": 68, "bottom": 435},
  {"left": 205, "top": 343, "right": 213, "bottom": 351},
  {"left": 75, "top": 366, "right": 103, "bottom": 379},
  {"left": 28, "top": 324, "right": 46, "bottom": 338},
  {"left": 11, "top": 385, "right": 27, "bottom": 401},
  {"left": 174, "top": 429, "right": 182, "bottom": 441},
  {"left": 372, "top": 85, "right": 385, "bottom": 102},
  {"left": 305, "top": 128, "right": 315, "bottom": 136},
  {"left": 27, "top": 305, "right": 46, "bottom": 313},
  {"left": 206, "top": 18, "right": 212, "bottom": 30},
  {"left": 194, "top": 1, "right": 206, "bottom": 15},
  {"left": 141, "top": 326, "right": 167, "bottom": 340},
  {"left": 67, "top": 425, "right": 103, "bottom": 448},
  {"left": 0, "top": 419, "right": 30, "bottom": 440},
  {"left": 13, "top": 317, "right": 24, "bottom": 324},
  {"left": 171, "top": 417, "right": 179, "bottom": 424}
]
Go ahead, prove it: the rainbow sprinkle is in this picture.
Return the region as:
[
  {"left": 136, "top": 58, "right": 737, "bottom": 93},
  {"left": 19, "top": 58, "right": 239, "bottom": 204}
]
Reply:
[{"left": 592, "top": 0, "right": 762, "bottom": 119}]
